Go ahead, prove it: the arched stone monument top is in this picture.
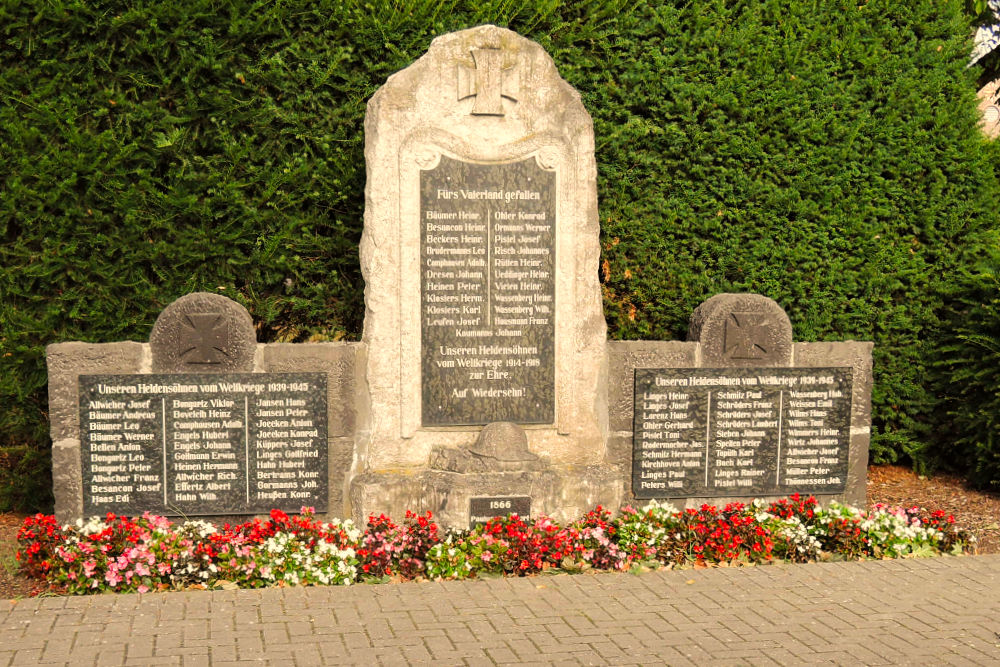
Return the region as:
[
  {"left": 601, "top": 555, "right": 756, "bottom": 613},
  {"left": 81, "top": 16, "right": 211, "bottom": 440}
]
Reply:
[
  {"left": 149, "top": 292, "right": 256, "bottom": 373},
  {"left": 688, "top": 293, "right": 793, "bottom": 367}
]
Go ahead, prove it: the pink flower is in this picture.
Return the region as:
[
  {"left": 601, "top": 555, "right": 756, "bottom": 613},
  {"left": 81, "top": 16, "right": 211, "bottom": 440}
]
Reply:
[
  {"left": 105, "top": 571, "right": 121, "bottom": 586},
  {"left": 137, "top": 585, "right": 149, "bottom": 594}
]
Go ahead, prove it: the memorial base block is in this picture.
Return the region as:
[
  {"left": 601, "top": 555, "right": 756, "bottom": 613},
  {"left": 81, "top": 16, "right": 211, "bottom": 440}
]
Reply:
[{"left": 349, "top": 463, "right": 622, "bottom": 529}]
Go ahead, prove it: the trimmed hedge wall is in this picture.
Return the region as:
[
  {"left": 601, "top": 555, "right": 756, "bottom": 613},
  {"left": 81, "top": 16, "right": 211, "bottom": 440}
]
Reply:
[{"left": 1, "top": 0, "right": 997, "bottom": 510}]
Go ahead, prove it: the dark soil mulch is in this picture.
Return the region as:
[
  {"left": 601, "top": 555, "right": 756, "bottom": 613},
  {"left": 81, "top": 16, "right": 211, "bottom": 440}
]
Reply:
[{"left": 866, "top": 465, "right": 1000, "bottom": 555}]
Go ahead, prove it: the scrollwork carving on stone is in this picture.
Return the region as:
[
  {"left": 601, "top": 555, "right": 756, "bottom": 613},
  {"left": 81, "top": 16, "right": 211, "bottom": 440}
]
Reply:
[{"left": 535, "top": 147, "right": 560, "bottom": 170}]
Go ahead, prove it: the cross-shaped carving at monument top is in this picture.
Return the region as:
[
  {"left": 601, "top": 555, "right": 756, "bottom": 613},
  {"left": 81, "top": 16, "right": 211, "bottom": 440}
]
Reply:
[
  {"left": 457, "top": 47, "right": 519, "bottom": 116},
  {"left": 178, "top": 312, "right": 230, "bottom": 365},
  {"left": 723, "top": 312, "right": 771, "bottom": 359}
]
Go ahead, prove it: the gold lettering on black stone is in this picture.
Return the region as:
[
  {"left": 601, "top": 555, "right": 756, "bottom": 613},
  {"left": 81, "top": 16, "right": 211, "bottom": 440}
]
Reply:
[
  {"left": 421, "top": 155, "right": 555, "bottom": 426},
  {"left": 631, "top": 367, "right": 853, "bottom": 499},
  {"left": 78, "top": 373, "right": 328, "bottom": 516}
]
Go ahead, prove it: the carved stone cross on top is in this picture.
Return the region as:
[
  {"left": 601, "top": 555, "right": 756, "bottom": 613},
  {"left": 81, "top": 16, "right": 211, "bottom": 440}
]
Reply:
[
  {"left": 457, "top": 47, "right": 519, "bottom": 116},
  {"left": 723, "top": 312, "right": 771, "bottom": 360},
  {"left": 178, "top": 312, "right": 230, "bottom": 365}
]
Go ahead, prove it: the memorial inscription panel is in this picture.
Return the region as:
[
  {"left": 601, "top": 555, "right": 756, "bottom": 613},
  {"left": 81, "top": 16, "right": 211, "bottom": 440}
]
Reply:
[
  {"left": 79, "top": 373, "right": 327, "bottom": 516},
  {"left": 420, "top": 154, "right": 555, "bottom": 426},
  {"left": 632, "top": 368, "right": 852, "bottom": 499},
  {"left": 469, "top": 496, "right": 531, "bottom": 528}
]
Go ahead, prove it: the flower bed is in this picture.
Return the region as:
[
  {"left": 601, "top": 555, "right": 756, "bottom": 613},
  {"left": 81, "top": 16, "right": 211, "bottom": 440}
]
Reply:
[{"left": 15, "top": 495, "right": 973, "bottom": 595}]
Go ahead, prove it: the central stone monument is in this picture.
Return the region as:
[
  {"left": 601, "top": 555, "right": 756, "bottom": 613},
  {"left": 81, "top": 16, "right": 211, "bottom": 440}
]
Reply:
[{"left": 352, "top": 25, "right": 620, "bottom": 525}]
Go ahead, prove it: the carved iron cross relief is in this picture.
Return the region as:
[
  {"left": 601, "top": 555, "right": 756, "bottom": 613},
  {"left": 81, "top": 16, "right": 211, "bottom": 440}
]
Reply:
[
  {"left": 723, "top": 312, "right": 771, "bottom": 359},
  {"left": 178, "top": 312, "right": 230, "bottom": 365},
  {"left": 457, "top": 47, "right": 519, "bottom": 116}
]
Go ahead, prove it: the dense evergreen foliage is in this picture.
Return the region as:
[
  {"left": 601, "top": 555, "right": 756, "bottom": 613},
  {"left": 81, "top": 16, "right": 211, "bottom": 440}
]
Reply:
[
  {"left": 935, "top": 257, "right": 1000, "bottom": 489},
  {"left": 1, "top": 0, "right": 997, "bottom": 510}
]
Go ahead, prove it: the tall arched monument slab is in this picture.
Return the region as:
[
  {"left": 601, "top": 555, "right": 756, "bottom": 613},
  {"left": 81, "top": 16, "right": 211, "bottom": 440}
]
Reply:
[{"left": 354, "top": 25, "right": 618, "bottom": 526}]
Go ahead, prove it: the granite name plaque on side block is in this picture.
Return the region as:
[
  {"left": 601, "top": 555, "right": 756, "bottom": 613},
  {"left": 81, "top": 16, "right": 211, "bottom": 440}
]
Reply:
[
  {"left": 79, "top": 373, "right": 327, "bottom": 516},
  {"left": 469, "top": 496, "right": 531, "bottom": 529},
  {"left": 632, "top": 368, "right": 853, "bottom": 499},
  {"left": 420, "top": 155, "right": 556, "bottom": 426}
]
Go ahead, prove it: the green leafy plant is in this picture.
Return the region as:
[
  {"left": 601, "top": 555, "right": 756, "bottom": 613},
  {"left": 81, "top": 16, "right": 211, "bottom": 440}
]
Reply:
[
  {"left": 935, "top": 255, "right": 1000, "bottom": 488},
  {"left": 1, "top": 0, "right": 997, "bottom": 507}
]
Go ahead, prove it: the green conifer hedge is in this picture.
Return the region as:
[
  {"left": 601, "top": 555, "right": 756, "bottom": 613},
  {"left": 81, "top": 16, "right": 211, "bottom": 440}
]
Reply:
[{"left": 1, "top": 0, "right": 997, "bottom": 510}]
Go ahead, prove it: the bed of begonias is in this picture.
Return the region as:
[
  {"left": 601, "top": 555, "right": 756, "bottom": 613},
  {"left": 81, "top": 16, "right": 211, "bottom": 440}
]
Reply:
[{"left": 15, "top": 494, "right": 973, "bottom": 595}]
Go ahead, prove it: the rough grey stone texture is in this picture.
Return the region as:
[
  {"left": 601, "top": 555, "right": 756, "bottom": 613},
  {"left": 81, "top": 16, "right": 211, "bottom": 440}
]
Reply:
[
  {"left": 429, "top": 445, "right": 548, "bottom": 473},
  {"left": 52, "top": 439, "right": 82, "bottom": 523},
  {"left": 45, "top": 341, "right": 145, "bottom": 523},
  {"left": 607, "top": 341, "right": 698, "bottom": 434},
  {"left": 469, "top": 422, "right": 537, "bottom": 463},
  {"left": 46, "top": 341, "right": 146, "bottom": 441},
  {"left": 359, "top": 25, "right": 607, "bottom": 471},
  {"left": 688, "top": 293, "right": 793, "bottom": 367},
  {"left": 261, "top": 343, "right": 359, "bottom": 437},
  {"left": 351, "top": 464, "right": 621, "bottom": 528},
  {"left": 150, "top": 292, "right": 255, "bottom": 373},
  {"left": 606, "top": 341, "right": 698, "bottom": 499},
  {"left": 795, "top": 341, "right": 874, "bottom": 507}
]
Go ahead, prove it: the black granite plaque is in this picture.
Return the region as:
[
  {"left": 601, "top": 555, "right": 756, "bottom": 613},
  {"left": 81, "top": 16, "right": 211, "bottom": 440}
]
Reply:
[
  {"left": 79, "top": 373, "right": 327, "bottom": 516},
  {"left": 420, "top": 154, "right": 555, "bottom": 426},
  {"left": 469, "top": 496, "right": 531, "bottom": 528},
  {"left": 632, "top": 368, "right": 853, "bottom": 499}
]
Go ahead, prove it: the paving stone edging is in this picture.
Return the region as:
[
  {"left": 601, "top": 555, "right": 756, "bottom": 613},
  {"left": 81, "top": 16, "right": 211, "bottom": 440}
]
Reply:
[{"left": 2, "top": 555, "right": 998, "bottom": 666}]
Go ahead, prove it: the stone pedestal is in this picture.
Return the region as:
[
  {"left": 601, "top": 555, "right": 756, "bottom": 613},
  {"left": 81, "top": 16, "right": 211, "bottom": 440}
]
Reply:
[{"left": 354, "top": 25, "right": 619, "bottom": 526}]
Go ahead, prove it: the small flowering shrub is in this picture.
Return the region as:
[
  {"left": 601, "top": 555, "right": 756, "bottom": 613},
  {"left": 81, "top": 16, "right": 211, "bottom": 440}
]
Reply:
[
  {"left": 211, "top": 509, "right": 361, "bottom": 587},
  {"left": 358, "top": 510, "right": 439, "bottom": 579},
  {"left": 16, "top": 497, "right": 974, "bottom": 595},
  {"left": 564, "top": 506, "right": 634, "bottom": 571},
  {"left": 466, "top": 514, "right": 569, "bottom": 575},
  {"left": 424, "top": 532, "right": 480, "bottom": 580},
  {"left": 673, "top": 503, "right": 775, "bottom": 565}
]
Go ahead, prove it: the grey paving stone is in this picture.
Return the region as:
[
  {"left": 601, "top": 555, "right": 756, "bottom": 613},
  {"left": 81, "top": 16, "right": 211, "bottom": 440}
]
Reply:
[{"left": 2, "top": 556, "right": 1000, "bottom": 665}]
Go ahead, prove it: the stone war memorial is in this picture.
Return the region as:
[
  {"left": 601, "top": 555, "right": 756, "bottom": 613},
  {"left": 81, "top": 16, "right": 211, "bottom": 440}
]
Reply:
[{"left": 47, "top": 26, "right": 872, "bottom": 528}]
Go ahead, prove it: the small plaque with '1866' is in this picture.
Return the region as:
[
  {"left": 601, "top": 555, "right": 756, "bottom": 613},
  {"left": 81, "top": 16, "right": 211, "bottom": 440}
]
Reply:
[
  {"left": 420, "top": 154, "right": 555, "bottom": 426},
  {"left": 79, "top": 373, "right": 327, "bottom": 516},
  {"left": 469, "top": 496, "right": 531, "bottom": 529},
  {"left": 632, "top": 367, "right": 853, "bottom": 499}
]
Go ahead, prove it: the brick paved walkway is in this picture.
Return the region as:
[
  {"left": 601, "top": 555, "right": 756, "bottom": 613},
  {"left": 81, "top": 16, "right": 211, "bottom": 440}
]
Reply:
[{"left": 2, "top": 555, "right": 999, "bottom": 666}]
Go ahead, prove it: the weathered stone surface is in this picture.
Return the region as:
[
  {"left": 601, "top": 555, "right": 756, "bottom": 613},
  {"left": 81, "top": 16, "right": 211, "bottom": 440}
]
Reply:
[
  {"left": 469, "top": 422, "right": 536, "bottom": 462},
  {"left": 607, "top": 341, "right": 697, "bottom": 434},
  {"left": 794, "top": 341, "right": 874, "bottom": 428},
  {"left": 688, "top": 293, "right": 793, "bottom": 367},
  {"left": 46, "top": 342, "right": 145, "bottom": 441},
  {"left": 46, "top": 341, "right": 145, "bottom": 522},
  {"left": 795, "top": 341, "right": 874, "bottom": 506},
  {"left": 359, "top": 24, "right": 606, "bottom": 473},
  {"left": 327, "top": 436, "right": 356, "bottom": 521},
  {"left": 262, "top": 343, "right": 360, "bottom": 437},
  {"left": 430, "top": 445, "right": 547, "bottom": 474},
  {"left": 150, "top": 292, "right": 255, "bottom": 373},
  {"left": 52, "top": 439, "right": 82, "bottom": 524}
]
